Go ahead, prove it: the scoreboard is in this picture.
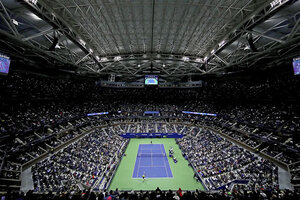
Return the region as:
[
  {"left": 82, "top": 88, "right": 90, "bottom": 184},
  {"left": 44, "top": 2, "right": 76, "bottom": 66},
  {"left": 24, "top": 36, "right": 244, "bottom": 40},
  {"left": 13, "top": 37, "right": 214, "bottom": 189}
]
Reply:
[
  {"left": 145, "top": 75, "right": 158, "bottom": 85},
  {"left": 0, "top": 56, "right": 10, "bottom": 75},
  {"left": 293, "top": 57, "right": 300, "bottom": 75}
]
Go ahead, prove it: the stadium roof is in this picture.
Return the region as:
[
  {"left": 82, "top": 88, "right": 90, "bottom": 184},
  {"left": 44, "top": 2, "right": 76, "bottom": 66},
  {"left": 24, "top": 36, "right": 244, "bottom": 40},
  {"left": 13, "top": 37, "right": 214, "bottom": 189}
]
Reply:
[{"left": 0, "top": 0, "right": 300, "bottom": 81}]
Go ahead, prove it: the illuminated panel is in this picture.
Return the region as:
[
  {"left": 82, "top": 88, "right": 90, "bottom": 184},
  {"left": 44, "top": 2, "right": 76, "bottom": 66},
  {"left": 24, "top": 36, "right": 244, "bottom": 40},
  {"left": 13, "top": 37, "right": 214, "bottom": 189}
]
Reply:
[
  {"left": 145, "top": 75, "right": 158, "bottom": 85},
  {"left": 293, "top": 57, "right": 300, "bottom": 75},
  {"left": 0, "top": 56, "right": 11, "bottom": 75},
  {"left": 87, "top": 112, "right": 109, "bottom": 116},
  {"left": 182, "top": 111, "right": 217, "bottom": 116}
]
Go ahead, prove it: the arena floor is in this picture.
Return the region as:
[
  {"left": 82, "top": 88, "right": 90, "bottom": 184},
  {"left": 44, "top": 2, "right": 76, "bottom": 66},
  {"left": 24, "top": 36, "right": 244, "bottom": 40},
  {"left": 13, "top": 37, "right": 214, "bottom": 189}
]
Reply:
[
  {"left": 132, "top": 144, "right": 173, "bottom": 178},
  {"left": 108, "top": 138, "right": 205, "bottom": 191}
]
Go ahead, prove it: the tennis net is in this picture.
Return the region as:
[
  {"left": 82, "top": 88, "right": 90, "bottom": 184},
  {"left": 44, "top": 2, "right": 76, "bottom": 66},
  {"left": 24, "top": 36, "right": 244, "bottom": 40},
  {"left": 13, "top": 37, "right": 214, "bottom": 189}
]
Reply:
[{"left": 137, "top": 153, "right": 166, "bottom": 157}]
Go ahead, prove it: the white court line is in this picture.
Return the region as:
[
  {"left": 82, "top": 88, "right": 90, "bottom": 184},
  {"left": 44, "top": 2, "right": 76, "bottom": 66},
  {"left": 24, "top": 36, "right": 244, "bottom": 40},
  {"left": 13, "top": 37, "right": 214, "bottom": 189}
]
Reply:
[
  {"left": 132, "top": 176, "right": 174, "bottom": 179},
  {"left": 133, "top": 144, "right": 173, "bottom": 178},
  {"left": 151, "top": 148, "right": 153, "bottom": 167},
  {"left": 136, "top": 149, "right": 141, "bottom": 177},
  {"left": 160, "top": 144, "right": 169, "bottom": 177},
  {"left": 132, "top": 144, "right": 142, "bottom": 178},
  {"left": 163, "top": 144, "right": 173, "bottom": 177}
]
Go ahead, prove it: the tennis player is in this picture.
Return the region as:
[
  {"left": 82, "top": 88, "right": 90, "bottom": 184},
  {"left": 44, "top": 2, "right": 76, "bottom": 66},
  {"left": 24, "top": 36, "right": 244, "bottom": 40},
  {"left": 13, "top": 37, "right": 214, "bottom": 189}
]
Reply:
[{"left": 142, "top": 172, "right": 146, "bottom": 182}]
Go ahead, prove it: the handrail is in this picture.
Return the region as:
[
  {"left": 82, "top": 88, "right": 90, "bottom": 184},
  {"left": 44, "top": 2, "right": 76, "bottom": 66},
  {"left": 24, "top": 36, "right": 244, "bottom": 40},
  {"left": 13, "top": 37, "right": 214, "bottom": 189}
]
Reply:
[
  {"left": 2, "top": 115, "right": 296, "bottom": 192},
  {"left": 202, "top": 125, "right": 289, "bottom": 170},
  {"left": 22, "top": 125, "right": 104, "bottom": 170},
  {"left": 104, "top": 140, "right": 129, "bottom": 190},
  {"left": 103, "top": 118, "right": 293, "bottom": 170},
  {"left": 179, "top": 148, "right": 209, "bottom": 191},
  {"left": 0, "top": 151, "right": 7, "bottom": 175}
]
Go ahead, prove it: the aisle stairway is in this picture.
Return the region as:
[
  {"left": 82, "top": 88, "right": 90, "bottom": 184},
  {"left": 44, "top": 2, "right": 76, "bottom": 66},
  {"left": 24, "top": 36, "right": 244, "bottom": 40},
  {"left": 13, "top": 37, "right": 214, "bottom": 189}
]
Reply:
[
  {"left": 21, "top": 167, "right": 34, "bottom": 192},
  {"left": 278, "top": 167, "right": 293, "bottom": 190}
]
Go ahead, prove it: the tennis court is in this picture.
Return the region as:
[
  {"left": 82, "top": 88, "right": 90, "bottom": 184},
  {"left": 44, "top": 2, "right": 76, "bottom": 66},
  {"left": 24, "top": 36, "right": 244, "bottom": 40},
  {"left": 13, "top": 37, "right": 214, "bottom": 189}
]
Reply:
[
  {"left": 132, "top": 144, "right": 173, "bottom": 178},
  {"left": 109, "top": 138, "right": 204, "bottom": 191}
]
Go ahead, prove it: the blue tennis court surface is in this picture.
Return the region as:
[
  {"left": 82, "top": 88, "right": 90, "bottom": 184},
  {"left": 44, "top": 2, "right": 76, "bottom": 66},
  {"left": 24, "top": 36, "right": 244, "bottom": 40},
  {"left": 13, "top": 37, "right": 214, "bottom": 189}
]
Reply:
[{"left": 132, "top": 144, "right": 173, "bottom": 178}]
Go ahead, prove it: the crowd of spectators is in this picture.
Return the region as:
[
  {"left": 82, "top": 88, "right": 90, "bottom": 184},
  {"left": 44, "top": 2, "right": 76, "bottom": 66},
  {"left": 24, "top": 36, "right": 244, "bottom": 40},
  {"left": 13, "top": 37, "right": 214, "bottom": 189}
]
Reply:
[
  {"left": 1, "top": 187, "right": 300, "bottom": 200},
  {"left": 0, "top": 70, "right": 299, "bottom": 193},
  {"left": 1, "top": 72, "right": 299, "bottom": 139},
  {"left": 0, "top": 162, "right": 21, "bottom": 180},
  {"left": 1, "top": 117, "right": 296, "bottom": 194},
  {"left": 32, "top": 128, "right": 126, "bottom": 192},
  {"left": 177, "top": 129, "right": 278, "bottom": 191}
]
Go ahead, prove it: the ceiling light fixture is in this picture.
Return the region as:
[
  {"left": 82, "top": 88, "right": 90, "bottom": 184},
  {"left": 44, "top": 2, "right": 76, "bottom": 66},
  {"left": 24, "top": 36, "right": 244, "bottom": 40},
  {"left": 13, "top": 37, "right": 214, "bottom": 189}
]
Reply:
[
  {"left": 114, "top": 56, "right": 121, "bottom": 61},
  {"left": 79, "top": 39, "right": 86, "bottom": 46},
  {"left": 270, "top": 0, "right": 285, "bottom": 8},
  {"left": 29, "top": 13, "right": 42, "bottom": 21},
  {"left": 101, "top": 57, "right": 108, "bottom": 62},
  {"left": 182, "top": 56, "right": 189, "bottom": 61},
  {"left": 26, "top": 0, "right": 38, "bottom": 5},
  {"left": 219, "top": 41, "right": 225, "bottom": 47},
  {"left": 12, "top": 19, "right": 19, "bottom": 26},
  {"left": 55, "top": 44, "right": 61, "bottom": 49},
  {"left": 195, "top": 58, "right": 202, "bottom": 62}
]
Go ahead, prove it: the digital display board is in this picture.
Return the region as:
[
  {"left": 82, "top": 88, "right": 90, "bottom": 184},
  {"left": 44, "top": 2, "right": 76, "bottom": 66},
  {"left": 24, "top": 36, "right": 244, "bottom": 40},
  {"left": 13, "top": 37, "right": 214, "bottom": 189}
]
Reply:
[
  {"left": 144, "top": 111, "right": 160, "bottom": 114},
  {"left": 145, "top": 75, "right": 158, "bottom": 85},
  {"left": 182, "top": 111, "right": 217, "bottom": 116},
  {"left": 293, "top": 58, "right": 300, "bottom": 75},
  {"left": 87, "top": 112, "right": 109, "bottom": 116},
  {"left": 0, "top": 56, "right": 10, "bottom": 75}
]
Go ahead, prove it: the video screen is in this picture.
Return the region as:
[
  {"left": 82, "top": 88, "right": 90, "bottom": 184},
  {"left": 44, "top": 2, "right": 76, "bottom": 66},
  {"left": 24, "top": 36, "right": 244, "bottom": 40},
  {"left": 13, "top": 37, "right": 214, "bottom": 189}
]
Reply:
[
  {"left": 293, "top": 58, "right": 300, "bottom": 75},
  {"left": 0, "top": 56, "right": 11, "bottom": 75},
  {"left": 145, "top": 75, "right": 158, "bottom": 85}
]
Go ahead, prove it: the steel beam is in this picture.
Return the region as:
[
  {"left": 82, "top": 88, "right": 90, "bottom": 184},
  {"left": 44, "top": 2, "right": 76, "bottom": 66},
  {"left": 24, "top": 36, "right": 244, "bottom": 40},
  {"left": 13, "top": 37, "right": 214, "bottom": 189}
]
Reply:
[
  {"left": 205, "top": 0, "right": 290, "bottom": 63},
  {"left": 210, "top": 34, "right": 300, "bottom": 74},
  {"left": 22, "top": 28, "right": 54, "bottom": 41},
  {"left": 20, "top": 0, "right": 103, "bottom": 71},
  {"left": 246, "top": 30, "right": 285, "bottom": 43},
  {"left": 0, "top": 0, "right": 20, "bottom": 37}
]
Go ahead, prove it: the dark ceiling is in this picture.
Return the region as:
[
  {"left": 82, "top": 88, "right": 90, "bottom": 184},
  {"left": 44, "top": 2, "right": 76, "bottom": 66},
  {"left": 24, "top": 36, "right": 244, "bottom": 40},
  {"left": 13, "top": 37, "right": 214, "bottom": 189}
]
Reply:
[{"left": 0, "top": 0, "right": 300, "bottom": 81}]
